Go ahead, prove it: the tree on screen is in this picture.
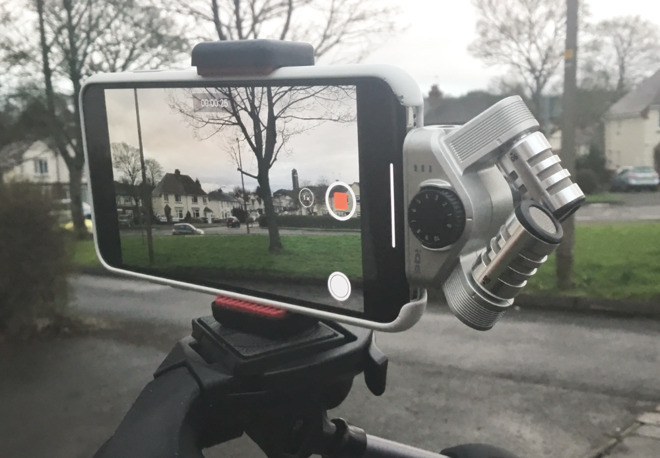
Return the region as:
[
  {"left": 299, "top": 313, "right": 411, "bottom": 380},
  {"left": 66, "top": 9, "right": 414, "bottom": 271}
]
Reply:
[
  {"left": 111, "top": 141, "right": 163, "bottom": 222},
  {"left": 170, "top": 85, "right": 355, "bottom": 252}
]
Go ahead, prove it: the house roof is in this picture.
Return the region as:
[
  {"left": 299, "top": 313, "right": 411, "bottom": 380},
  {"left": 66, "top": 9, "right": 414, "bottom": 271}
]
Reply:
[
  {"left": 424, "top": 92, "right": 503, "bottom": 125},
  {"left": 0, "top": 140, "right": 41, "bottom": 172},
  {"left": 605, "top": 68, "right": 660, "bottom": 119},
  {"left": 152, "top": 170, "right": 207, "bottom": 197},
  {"left": 207, "top": 189, "right": 239, "bottom": 203},
  {"left": 114, "top": 181, "right": 138, "bottom": 195}
]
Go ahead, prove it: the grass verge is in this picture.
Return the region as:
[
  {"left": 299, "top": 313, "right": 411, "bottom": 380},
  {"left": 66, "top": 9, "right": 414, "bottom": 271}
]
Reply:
[
  {"left": 76, "top": 233, "right": 362, "bottom": 280},
  {"left": 584, "top": 193, "right": 623, "bottom": 204},
  {"left": 75, "top": 222, "right": 660, "bottom": 302},
  {"left": 526, "top": 222, "right": 660, "bottom": 301}
]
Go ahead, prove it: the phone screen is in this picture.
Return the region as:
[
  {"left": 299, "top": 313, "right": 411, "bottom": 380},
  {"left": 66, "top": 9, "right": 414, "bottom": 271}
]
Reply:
[{"left": 103, "top": 85, "right": 365, "bottom": 312}]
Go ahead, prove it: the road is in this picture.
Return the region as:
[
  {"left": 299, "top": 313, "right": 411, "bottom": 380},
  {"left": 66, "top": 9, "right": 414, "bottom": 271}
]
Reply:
[
  {"left": 577, "top": 191, "right": 660, "bottom": 223},
  {"left": 66, "top": 274, "right": 660, "bottom": 457},
  {"left": 120, "top": 224, "right": 359, "bottom": 237}
]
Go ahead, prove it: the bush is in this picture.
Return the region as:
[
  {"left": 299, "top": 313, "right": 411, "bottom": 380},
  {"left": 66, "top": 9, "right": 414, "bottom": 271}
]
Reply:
[
  {"left": 576, "top": 169, "right": 600, "bottom": 195},
  {"left": 0, "top": 181, "right": 72, "bottom": 338}
]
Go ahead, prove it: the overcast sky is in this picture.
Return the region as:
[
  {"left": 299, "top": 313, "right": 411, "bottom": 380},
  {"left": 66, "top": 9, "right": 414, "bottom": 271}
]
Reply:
[
  {"left": 361, "top": 0, "right": 660, "bottom": 96},
  {"left": 106, "top": 87, "right": 360, "bottom": 192}
]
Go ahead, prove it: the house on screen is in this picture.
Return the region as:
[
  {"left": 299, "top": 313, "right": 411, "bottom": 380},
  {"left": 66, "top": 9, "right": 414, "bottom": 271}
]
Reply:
[
  {"left": 151, "top": 169, "right": 208, "bottom": 222},
  {"left": 604, "top": 68, "right": 660, "bottom": 171},
  {"left": 114, "top": 181, "right": 138, "bottom": 225},
  {"left": 206, "top": 189, "right": 241, "bottom": 221}
]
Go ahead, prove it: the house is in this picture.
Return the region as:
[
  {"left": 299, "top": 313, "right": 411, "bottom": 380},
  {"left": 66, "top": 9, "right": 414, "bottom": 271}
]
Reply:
[
  {"left": 604, "top": 69, "right": 660, "bottom": 171},
  {"left": 151, "top": 169, "right": 208, "bottom": 221},
  {"left": 114, "top": 181, "right": 139, "bottom": 225},
  {"left": 0, "top": 140, "right": 88, "bottom": 201},
  {"left": 206, "top": 189, "right": 241, "bottom": 220}
]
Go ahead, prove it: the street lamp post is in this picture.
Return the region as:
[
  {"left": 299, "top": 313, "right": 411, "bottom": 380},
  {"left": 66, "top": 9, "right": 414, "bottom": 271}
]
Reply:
[{"left": 236, "top": 148, "right": 250, "bottom": 235}]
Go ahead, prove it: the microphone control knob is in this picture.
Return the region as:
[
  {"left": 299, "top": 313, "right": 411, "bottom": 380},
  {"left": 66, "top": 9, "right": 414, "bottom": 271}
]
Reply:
[{"left": 408, "top": 187, "right": 466, "bottom": 250}]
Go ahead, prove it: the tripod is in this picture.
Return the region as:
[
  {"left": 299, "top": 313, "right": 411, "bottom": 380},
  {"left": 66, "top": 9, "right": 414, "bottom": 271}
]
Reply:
[{"left": 94, "top": 297, "right": 519, "bottom": 458}]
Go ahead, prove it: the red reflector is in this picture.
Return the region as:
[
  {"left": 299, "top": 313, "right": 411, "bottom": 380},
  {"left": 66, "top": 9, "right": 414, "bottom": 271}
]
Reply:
[{"left": 213, "top": 295, "right": 287, "bottom": 319}]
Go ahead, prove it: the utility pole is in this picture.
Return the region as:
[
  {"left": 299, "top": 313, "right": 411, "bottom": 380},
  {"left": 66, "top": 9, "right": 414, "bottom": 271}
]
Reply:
[
  {"left": 134, "top": 89, "right": 154, "bottom": 264},
  {"left": 557, "top": 0, "right": 578, "bottom": 289}
]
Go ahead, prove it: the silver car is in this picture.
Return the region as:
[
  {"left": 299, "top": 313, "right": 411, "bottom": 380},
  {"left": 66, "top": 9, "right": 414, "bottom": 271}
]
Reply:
[
  {"left": 610, "top": 166, "right": 659, "bottom": 192},
  {"left": 172, "top": 223, "right": 204, "bottom": 235}
]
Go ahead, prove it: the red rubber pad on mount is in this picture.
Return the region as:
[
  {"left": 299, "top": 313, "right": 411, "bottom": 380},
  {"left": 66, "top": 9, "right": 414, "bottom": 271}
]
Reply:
[{"left": 213, "top": 295, "right": 288, "bottom": 319}]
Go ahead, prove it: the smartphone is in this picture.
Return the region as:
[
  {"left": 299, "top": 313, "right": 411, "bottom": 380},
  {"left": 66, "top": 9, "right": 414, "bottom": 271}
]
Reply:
[{"left": 80, "top": 65, "right": 427, "bottom": 331}]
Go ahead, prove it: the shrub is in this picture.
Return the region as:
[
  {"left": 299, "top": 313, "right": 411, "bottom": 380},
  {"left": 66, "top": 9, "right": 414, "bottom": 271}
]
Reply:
[{"left": 0, "top": 181, "right": 72, "bottom": 338}]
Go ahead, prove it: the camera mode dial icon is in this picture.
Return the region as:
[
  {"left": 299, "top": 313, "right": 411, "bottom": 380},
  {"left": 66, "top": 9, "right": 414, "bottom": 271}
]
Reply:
[{"left": 408, "top": 186, "right": 466, "bottom": 250}]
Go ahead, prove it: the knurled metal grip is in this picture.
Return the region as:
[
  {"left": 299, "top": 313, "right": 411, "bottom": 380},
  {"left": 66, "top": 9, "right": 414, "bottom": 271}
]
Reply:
[
  {"left": 498, "top": 131, "right": 585, "bottom": 220},
  {"left": 442, "top": 96, "right": 539, "bottom": 171},
  {"left": 443, "top": 201, "right": 563, "bottom": 331}
]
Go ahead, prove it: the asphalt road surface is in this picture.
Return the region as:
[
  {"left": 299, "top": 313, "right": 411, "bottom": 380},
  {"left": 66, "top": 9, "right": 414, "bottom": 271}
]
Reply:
[
  {"left": 60, "top": 274, "right": 660, "bottom": 458},
  {"left": 577, "top": 191, "right": 660, "bottom": 223}
]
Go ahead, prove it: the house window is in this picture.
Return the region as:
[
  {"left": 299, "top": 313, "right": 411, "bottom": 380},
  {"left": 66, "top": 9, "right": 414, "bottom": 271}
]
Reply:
[
  {"left": 192, "top": 196, "right": 198, "bottom": 203},
  {"left": 203, "top": 197, "right": 207, "bottom": 204},
  {"left": 175, "top": 194, "right": 181, "bottom": 202},
  {"left": 192, "top": 208, "right": 200, "bottom": 218},
  {"left": 124, "top": 196, "right": 132, "bottom": 204},
  {"left": 175, "top": 208, "right": 183, "bottom": 219},
  {"left": 34, "top": 158, "right": 48, "bottom": 175},
  {"left": 164, "top": 193, "right": 169, "bottom": 202}
]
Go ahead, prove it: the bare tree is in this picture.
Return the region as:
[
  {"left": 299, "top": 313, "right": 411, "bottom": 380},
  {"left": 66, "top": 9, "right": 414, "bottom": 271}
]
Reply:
[
  {"left": 469, "top": 0, "right": 566, "bottom": 130},
  {"left": 111, "top": 141, "right": 163, "bottom": 219},
  {"left": 112, "top": 142, "right": 163, "bottom": 186},
  {"left": 170, "top": 0, "right": 399, "bottom": 62},
  {"left": 171, "top": 85, "right": 355, "bottom": 252},
  {"left": 1, "top": 0, "right": 188, "bottom": 238},
  {"left": 581, "top": 16, "right": 660, "bottom": 95},
  {"left": 144, "top": 158, "right": 164, "bottom": 186}
]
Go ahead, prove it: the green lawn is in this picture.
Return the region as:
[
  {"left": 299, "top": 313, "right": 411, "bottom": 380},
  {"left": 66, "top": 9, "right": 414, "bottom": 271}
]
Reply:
[
  {"left": 526, "top": 222, "right": 660, "bottom": 301},
  {"left": 75, "top": 222, "right": 660, "bottom": 301},
  {"left": 77, "top": 233, "right": 362, "bottom": 281},
  {"left": 584, "top": 193, "right": 623, "bottom": 204}
]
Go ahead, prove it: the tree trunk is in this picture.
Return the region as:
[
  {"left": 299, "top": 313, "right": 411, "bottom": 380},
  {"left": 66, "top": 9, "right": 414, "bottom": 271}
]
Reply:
[
  {"left": 258, "top": 173, "right": 282, "bottom": 253},
  {"left": 68, "top": 164, "right": 87, "bottom": 239},
  {"left": 556, "top": 214, "right": 576, "bottom": 289}
]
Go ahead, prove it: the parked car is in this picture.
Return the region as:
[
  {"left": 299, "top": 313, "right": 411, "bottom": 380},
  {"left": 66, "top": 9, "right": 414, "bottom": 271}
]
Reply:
[
  {"left": 157, "top": 214, "right": 181, "bottom": 223},
  {"left": 172, "top": 223, "right": 204, "bottom": 235},
  {"left": 226, "top": 216, "right": 241, "bottom": 228},
  {"left": 610, "top": 166, "right": 659, "bottom": 192},
  {"left": 118, "top": 214, "right": 133, "bottom": 228}
]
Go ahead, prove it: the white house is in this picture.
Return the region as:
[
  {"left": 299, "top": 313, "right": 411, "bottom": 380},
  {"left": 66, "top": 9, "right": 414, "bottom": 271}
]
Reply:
[
  {"left": 0, "top": 140, "right": 89, "bottom": 201},
  {"left": 206, "top": 189, "right": 241, "bottom": 220},
  {"left": 151, "top": 169, "right": 208, "bottom": 221},
  {"left": 604, "top": 69, "right": 660, "bottom": 171}
]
